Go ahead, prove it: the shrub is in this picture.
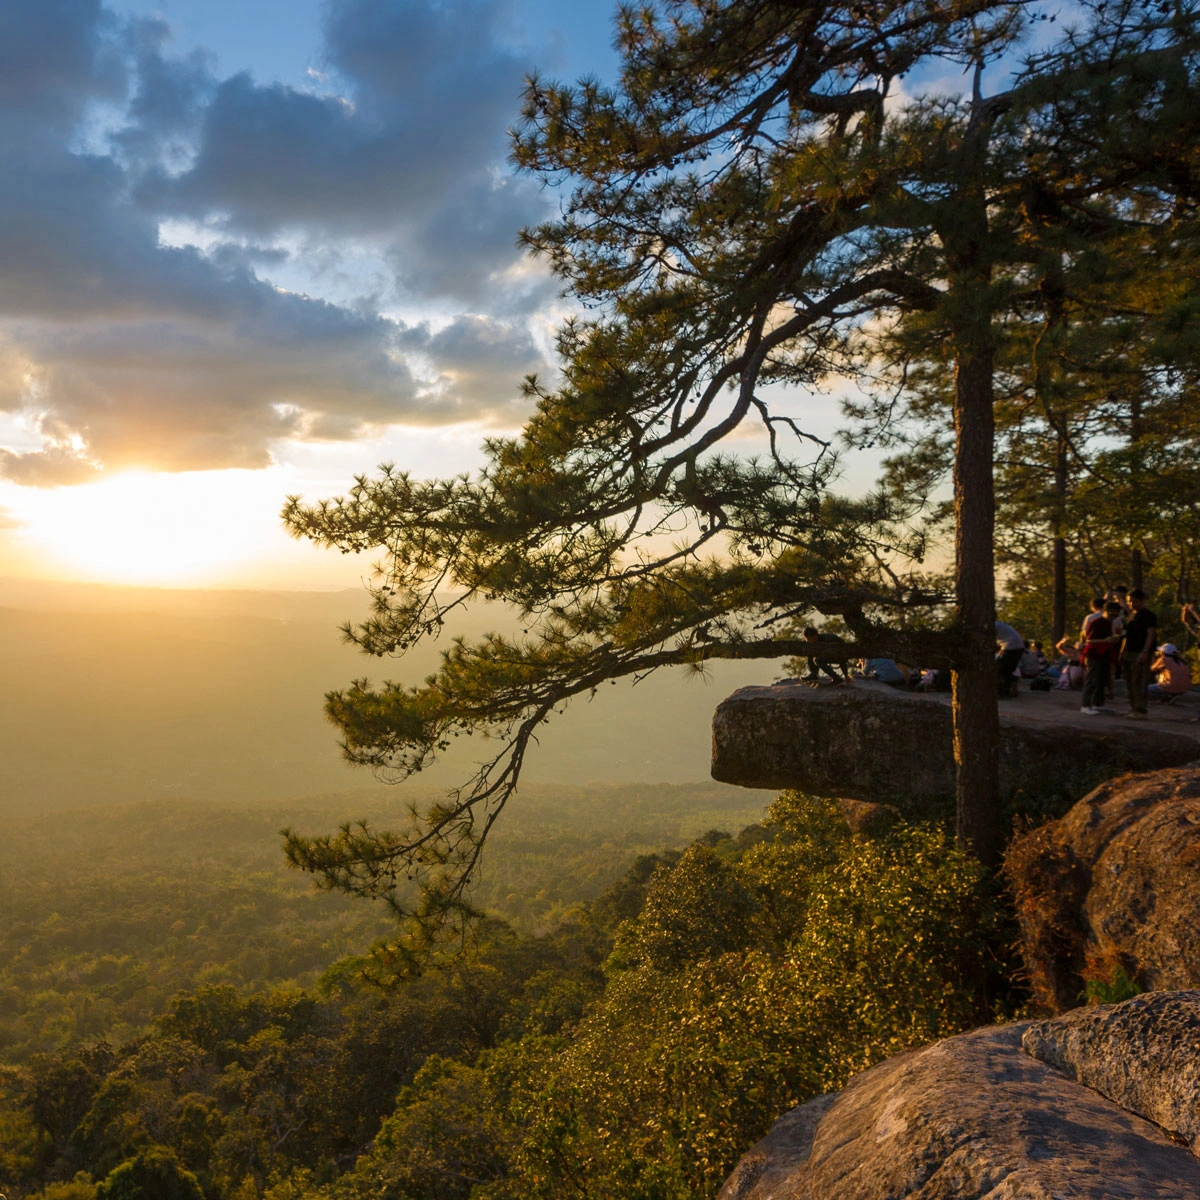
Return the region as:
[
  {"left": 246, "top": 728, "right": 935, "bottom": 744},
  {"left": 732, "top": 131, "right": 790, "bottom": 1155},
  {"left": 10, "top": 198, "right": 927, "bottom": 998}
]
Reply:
[{"left": 95, "top": 1146, "right": 203, "bottom": 1200}]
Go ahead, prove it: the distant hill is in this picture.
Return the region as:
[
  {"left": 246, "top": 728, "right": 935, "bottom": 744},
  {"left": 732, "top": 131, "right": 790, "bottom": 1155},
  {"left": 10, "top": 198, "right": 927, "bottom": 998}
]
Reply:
[{"left": 0, "top": 578, "right": 774, "bottom": 813}]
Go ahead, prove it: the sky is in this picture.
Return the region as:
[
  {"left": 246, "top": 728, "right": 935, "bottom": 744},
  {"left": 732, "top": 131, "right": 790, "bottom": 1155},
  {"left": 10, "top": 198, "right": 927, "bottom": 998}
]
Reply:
[{"left": 0, "top": 0, "right": 878, "bottom": 590}]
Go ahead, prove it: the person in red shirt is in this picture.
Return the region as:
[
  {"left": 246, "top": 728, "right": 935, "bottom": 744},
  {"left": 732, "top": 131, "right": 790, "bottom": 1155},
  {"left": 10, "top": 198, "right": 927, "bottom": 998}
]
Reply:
[
  {"left": 1080, "top": 604, "right": 1121, "bottom": 715},
  {"left": 1079, "top": 597, "right": 1105, "bottom": 643}
]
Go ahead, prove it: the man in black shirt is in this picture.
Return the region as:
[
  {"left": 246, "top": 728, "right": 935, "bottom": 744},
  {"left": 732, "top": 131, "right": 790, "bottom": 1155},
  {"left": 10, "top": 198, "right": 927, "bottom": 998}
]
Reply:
[{"left": 1121, "top": 589, "right": 1158, "bottom": 718}]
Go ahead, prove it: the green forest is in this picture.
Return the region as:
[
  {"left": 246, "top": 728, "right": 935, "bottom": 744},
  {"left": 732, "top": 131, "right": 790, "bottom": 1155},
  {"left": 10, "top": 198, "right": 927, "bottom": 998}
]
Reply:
[
  {"left": 0, "top": 782, "right": 764, "bottom": 1064},
  {"left": 0, "top": 785, "right": 1011, "bottom": 1200}
]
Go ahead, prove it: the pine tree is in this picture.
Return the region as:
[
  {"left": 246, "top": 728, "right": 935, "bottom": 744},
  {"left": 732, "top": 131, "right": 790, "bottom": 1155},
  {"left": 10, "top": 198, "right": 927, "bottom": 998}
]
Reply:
[{"left": 283, "top": 0, "right": 1200, "bottom": 944}]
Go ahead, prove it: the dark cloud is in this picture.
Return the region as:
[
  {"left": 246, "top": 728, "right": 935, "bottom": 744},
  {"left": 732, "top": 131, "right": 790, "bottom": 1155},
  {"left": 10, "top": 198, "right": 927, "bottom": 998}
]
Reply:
[
  {"left": 0, "top": 0, "right": 126, "bottom": 138},
  {"left": 7, "top": 304, "right": 420, "bottom": 475},
  {"left": 136, "top": 0, "right": 552, "bottom": 300},
  {"left": 113, "top": 17, "right": 214, "bottom": 170},
  {"left": 0, "top": 0, "right": 557, "bottom": 486},
  {"left": 388, "top": 173, "right": 560, "bottom": 309},
  {"left": 399, "top": 313, "right": 546, "bottom": 415}
]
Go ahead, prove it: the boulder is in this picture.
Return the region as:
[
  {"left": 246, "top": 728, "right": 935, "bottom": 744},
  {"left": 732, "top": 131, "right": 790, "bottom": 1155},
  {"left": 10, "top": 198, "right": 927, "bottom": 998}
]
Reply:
[
  {"left": 720, "top": 997, "right": 1200, "bottom": 1199},
  {"left": 711, "top": 681, "right": 1200, "bottom": 815},
  {"left": 1006, "top": 765, "right": 1200, "bottom": 1012},
  {"left": 1023, "top": 990, "right": 1200, "bottom": 1155},
  {"left": 716, "top": 1093, "right": 836, "bottom": 1200}
]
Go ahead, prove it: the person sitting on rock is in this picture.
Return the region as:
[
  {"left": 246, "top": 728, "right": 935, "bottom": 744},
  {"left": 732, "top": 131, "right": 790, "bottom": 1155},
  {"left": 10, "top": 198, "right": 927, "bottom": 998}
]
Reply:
[
  {"left": 803, "top": 626, "right": 848, "bottom": 684},
  {"left": 995, "top": 619, "right": 1025, "bottom": 697},
  {"left": 1149, "top": 643, "right": 1190, "bottom": 701},
  {"left": 1054, "top": 638, "right": 1081, "bottom": 665},
  {"left": 1052, "top": 638, "right": 1083, "bottom": 689},
  {"left": 1019, "top": 641, "right": 1045, "bottom": 678},
  {"left": 913, "top": 667, "right": 938, "bottom": 691}
]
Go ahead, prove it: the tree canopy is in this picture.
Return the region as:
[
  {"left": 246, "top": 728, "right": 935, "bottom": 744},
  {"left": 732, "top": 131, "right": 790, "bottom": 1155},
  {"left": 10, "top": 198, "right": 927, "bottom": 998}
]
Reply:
[{"left": 283, "top": 0, "right": 1200, "bottom": 947}]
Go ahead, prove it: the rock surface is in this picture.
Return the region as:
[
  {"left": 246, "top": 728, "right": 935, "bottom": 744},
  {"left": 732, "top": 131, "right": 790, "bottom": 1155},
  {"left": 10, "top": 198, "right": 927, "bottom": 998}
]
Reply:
[
  {"left": 717, "top": 1093, "right": 835, "bottom": 1200},
  {"left": 720, "top": 998, "right": 1200, "bottom": 1199},
  {"left": 1022, "top": 990, "right": 1200, "bottom": 1155},
  {"left": 1006, "top": 765, "right": 1200, "bottom": 1011},
  {"left": 711, "top": 681, "right": 1200, "bottom": 813}
]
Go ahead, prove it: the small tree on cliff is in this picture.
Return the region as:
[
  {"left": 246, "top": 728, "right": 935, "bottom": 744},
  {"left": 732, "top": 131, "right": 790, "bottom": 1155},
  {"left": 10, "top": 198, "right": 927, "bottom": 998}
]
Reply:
[{"left": 283, "top": 0, "right": 1200, "bottom": 945}]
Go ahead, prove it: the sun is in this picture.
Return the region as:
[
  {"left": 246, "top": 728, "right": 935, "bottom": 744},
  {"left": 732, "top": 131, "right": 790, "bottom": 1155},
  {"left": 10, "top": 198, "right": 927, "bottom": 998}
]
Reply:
[{"left": 14, "top": 469, "right": 289, "bottom": 587}]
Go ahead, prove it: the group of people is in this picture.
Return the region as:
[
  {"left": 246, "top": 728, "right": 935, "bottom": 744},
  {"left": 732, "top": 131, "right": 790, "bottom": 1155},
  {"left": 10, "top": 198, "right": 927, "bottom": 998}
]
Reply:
[
  {"left": 998, "top": 587, "right": 1195, "bottom": 719},
  {"left": 798, "top": 600, "right": 1194, "bottom": 719},
  {"left": 1071, "top": 588, "right": 1160, "bottom": 717}
]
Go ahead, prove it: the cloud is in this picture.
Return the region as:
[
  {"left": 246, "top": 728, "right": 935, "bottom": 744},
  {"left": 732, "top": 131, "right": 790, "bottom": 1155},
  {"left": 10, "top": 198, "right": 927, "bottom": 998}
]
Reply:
[
  {"left": 137, "top": 0, "right": 551, "bottom": 296},
  {"left": 0, "top": 0, "right": 126, "bottom": 139},
  {"left": 0, "top": 446, "right": 100, "bottom": 488},
  {"left": 399, "top": 313, "right": 547, "bottom": 415},
  {"left": 387, "top": 172, "right": 559, "bottom": 309},
  {"left": 0, "top": 0, "right": 559, "bottom": 486},
  {"left": 0, "top": 503, "right": 27, "bottom": 529},
  {"left": 7, "top": 302, "right": 419, "bottom": 477}
]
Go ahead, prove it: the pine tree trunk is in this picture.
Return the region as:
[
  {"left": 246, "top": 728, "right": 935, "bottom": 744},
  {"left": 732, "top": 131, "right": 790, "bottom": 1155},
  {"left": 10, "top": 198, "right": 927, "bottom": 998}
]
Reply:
[
  {"left": 1052, "top": 537, "right": 1067, "bottom": 643},
  {"left": 944, "top": 82, "right": 1002, "bottom": 866},
  {"left": 1052, "top": 438, "right": 1068, "bottom": 644},
  {"left": 1129, "top": 393, "right": 1144, "bottom": 592},
  {"left": 937, "top": 74, "right": 1003, "bottom": 865},
  {"left": 952, "top": 345, "right": 1001, "bottom": 866}
]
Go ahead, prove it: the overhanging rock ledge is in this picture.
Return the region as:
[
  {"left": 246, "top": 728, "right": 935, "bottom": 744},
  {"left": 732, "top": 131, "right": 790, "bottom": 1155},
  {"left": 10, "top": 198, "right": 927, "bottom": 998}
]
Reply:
[{"left": 711, "top": 679, "right": 1200, "bottom": 812}]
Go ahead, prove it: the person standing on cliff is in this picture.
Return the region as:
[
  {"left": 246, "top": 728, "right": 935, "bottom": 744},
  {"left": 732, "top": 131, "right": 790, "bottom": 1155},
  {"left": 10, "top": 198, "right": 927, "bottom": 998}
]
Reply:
[
  {"left": 1121, "top": 589, "right": 1158, "bottom": 720},
  {"left": 994, "top": 619, "right": 1025, "bottom": 698},
  {"left": 1110, "top": 585, "right": 1131, "bottom": 621},
  {"left": 1080, "top": 604, "right": 1120, "bottom": 715},
  {"left": 1109, "top": 585, "right": 1130, "bottom": 691},
  {"left": 1079, "top": 596, "right": 1105, "bottom": 642}
]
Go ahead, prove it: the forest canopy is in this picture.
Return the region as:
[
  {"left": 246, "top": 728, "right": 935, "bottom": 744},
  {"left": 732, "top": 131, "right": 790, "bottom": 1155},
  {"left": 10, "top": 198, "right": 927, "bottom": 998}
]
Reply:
[{"left": 1, "top": 792, "right": 1011, "bottom": 1200}]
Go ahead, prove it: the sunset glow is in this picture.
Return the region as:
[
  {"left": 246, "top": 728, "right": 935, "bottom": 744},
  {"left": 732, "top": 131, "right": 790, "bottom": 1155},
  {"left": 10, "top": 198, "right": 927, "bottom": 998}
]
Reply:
[
  {"left": 0, "top": 0, "right": 616, "bottom": 592},
  {"left": 12, "top": 470, "right": 302, "bottom": 587}
]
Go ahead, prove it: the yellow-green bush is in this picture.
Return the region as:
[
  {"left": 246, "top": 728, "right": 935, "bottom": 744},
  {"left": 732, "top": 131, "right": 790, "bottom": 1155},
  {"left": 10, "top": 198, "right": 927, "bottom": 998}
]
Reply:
[{"left": 343, "top": 794, "right": 1006, "bottom": 1200}]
